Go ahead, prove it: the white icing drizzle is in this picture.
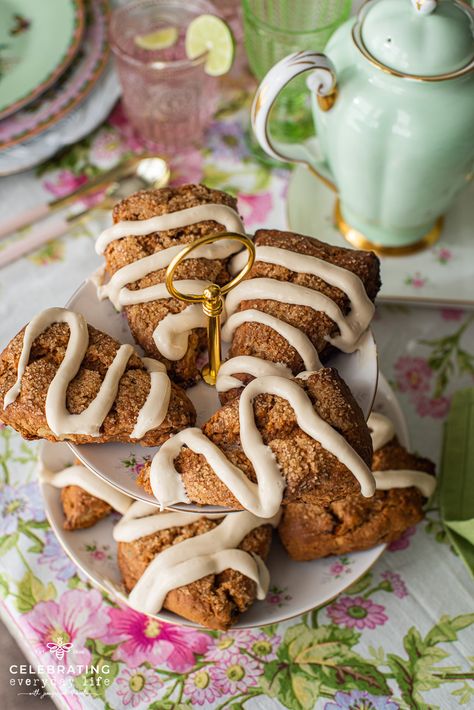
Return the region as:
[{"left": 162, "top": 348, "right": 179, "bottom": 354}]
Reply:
[
  {"left": 368, "top": 412, "right": 396, "bottom": 452},
  {"left": 154, "top": 304, "right": 207, "bottom": 361},
  {"left": 373, "top": 470, "right": 436, "bottom": 498},
  {"left": 41, "top": 464, "right": 132, "bottom": 514},
  {"left": 228, "top": 245, "right": 375, "bottom": 354},
  {"left": 126, "top": 510, "right": 279, "bottom": 615},
  {"left": 3, "top": 307, "right": 172, "bottom": 440},
  {"left": 368, "top": 412, "right": 436, "bottom": 497},
  {"left": 96, "top": 204, "right": 245, "bottom": 254},
  {"left": 222, "top": 309, "right": 322, "bottom": 370},
  {"left": 115, "top": 279, "right": 212, "bottom": 308},
  {"left": 150, "top": 375, "right": 375, "bottom": 517},
  {"left": 216, "top": 356, "right": 293, "bottom": 393},
  {"left": 95, "top": 204, "right": 245, "bottom": 362},
  {"left": 113, "top": 500, "right": 221, "bottom": 542},
  {"left": 131, "top": 358, "right": 171, "bottom": 439}
]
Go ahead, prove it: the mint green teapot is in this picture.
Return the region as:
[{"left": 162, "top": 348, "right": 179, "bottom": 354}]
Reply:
[{"left": 252, "top": 0, "right": 474, "bottom": 252}]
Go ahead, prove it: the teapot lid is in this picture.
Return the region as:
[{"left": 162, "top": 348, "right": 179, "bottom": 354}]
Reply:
[{"left": 357, "top": 0, "right": 474, "bottom": 79}]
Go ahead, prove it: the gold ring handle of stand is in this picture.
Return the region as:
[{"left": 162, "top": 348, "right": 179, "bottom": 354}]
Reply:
[{"left": 165, "top": 232, "right": 256, "bottom": 386}]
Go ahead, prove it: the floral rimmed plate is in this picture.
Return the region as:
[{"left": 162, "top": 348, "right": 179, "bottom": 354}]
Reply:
[
  {"left": 0, "top": 0, "right": 85, "bottom": 119},
  {"left": 0, "top": 63, "right": 120, "bottom": 176},
  {"left": 66, "top": 277, "right": 379, "bottom": 514},
  {"left": 0, "top": 0, "right": 109, "bottom": 150}
]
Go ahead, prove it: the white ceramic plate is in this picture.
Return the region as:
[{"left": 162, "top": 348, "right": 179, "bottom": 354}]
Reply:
[
  {"left": 66, "top": 278, "right": 378, "bottom": 513},
  {"left": 287, "top": 162, "right": 474, "bottom": 307},
  {"left": 39, "top": 373, "right": 407, "bottom": 629}
]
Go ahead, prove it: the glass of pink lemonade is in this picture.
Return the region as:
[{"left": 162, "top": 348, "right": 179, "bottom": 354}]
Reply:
[{"left": 110, "top": 0, "right": 219, "bottom": 151}]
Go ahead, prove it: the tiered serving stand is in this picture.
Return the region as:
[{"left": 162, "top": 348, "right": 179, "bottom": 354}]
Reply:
[{"left": 40, "top": 231, "right": 408, "bottom": 628}]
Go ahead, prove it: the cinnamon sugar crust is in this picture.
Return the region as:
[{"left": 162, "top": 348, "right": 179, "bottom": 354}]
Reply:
[
  {"left": 228, "top": 229, "right": 381, "bottom": 376},
  {"left": 0, "top": 321, "right": 195, "bottom": 445},
  {"left": 61, "top": 485, "right": 112, "bottom": 530},
  {"left": 137, "top": 367, "right": 373, "bottom": 508},
  {"left": 278, "top": 440, "right": 435, "bottom": 561},
  {"left": 104, "top": 184, "right": 239, "bottom": 386},
  {"left": 118, "top": 518, "right": 272, "bottom": 630}
]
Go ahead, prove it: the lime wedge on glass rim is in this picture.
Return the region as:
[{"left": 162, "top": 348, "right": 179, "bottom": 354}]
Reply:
[
  {"left": 134, "top": 26, "right": 179, "bottom": 50},
  {"left": 185, "top": 14, "right": 234, "bottom": 76}
]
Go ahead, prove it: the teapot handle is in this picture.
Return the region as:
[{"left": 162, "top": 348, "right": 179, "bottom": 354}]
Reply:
[{"left": 251, "top": 51, "right": 338, "bottom": 191}]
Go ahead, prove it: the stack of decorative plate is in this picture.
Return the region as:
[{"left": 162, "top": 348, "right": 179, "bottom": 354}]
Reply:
[
  {"left": 0, "top": 0, "right": 120, "bottom": 175},
  {"left": 0, "top": 184, "right": 436, "bottom": 630}
]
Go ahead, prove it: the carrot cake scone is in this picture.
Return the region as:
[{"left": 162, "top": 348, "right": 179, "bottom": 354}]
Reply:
[
  {"left": 278, "top": 412, "right": 436, "bottom": 560},
  {"left": 96, "top": 184, "right": 245, "bottom": 386},
  {"left": 40, "top": 459, "right": 132, "bottom": 530},
  {"left": 114, "top": 503, "right": 278, "bottom": 630},
  {"left": 216, "top": 229, "right": 381, "bottom": 401},
  {"left": 0, "top": 307, "right": 195, "bottom": 445},
  {"left": 43, "top": 458, "right": 278, "bottom": 630},
  {"left": 137, "top": 368, "right": 376, "bottom": 517}
]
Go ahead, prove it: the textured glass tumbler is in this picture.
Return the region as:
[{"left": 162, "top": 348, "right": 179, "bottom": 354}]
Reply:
[
  {"left": 242, "top": 0, "right": 351, "bottom": 141},
  {"left": 110, "top": 0, "right": 218, "bottom": 151}
]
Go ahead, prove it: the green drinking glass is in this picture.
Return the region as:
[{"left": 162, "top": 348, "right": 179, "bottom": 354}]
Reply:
[{"left": 242, "top": 0, "right": 351, "bottom": 142}]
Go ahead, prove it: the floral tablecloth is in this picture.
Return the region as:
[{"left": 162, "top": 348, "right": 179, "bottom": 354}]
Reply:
[{"left": 0, "top": 67, "right": 474, "bottom": 710}]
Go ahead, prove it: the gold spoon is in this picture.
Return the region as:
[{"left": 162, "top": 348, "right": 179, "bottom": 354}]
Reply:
[
  {"left": 0, "top": 155, "right": 170, "bottom": 241},
  {"left": 0, "top": 157, "right": 170, "bottom": 268}
]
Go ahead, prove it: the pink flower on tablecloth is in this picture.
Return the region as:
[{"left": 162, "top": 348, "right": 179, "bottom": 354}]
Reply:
[
  {"left": 213, "top": 654, "right": 262, "bottom": 695},
  {"left": 394, "top": 356, "right": 432, "bottom": 394},
  {"left": 245, "top": 631, "right": 281, "bottom": 662},
  {"left": 388, "top": 526, "right": 416, "bottom": 552},
  {"left": 327, "top": 596, "right": 388, "bottom": 630},
  {"left": 171, "top": 148, "right": 204, "bottom": 185},
  {"left": 103, "top": 606, "right": 210, "bottom": 671},
  {"left": 89, "top": 130, "right": 124, "bottom": 170},
  {"left": 43, "top": 170, "right": 87, "bottom": 198},
  {"left": 204, "top": 632, "right": 245, "bottom": 663},
  {"left": 381, "top": 571, "right": 408, "bottom": 599},
  {"left": 441, "top": 308, "right": 464, "bottom": 321},
  {"left": 415, "top": 393, "right": 451, "bottom": 419},
  {"left": 205, "top": 630, "right": 280, "bottom": 664},
  {"left": 112, "top": 666, "right": 163, "bottom": 707},
  {"left": 184, "top": 667, "right": 222, "bottom": 706},
  {"left": 237, "top": 192, "right": 273, "bottom": 227},
  {"left": 21, "top": 589, "right": 110, "bottom": 670}
]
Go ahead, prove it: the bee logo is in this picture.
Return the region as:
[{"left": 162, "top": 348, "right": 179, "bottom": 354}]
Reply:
[{"left": 46, "top": 634, "right": 73, "bottom": 661}]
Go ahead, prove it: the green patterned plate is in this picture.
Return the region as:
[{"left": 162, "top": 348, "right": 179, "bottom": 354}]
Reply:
[{"left": 0, "top": 0, "right": 85, "bottom": 119}]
